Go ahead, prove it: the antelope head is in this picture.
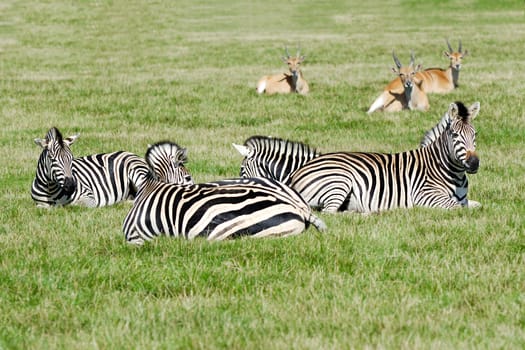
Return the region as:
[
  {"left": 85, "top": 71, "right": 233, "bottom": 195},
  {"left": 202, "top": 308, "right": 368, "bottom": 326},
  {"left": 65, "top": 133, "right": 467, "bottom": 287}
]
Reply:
[
  {"left": 445, "top": 39, "right": 468, "bottom": 71},
  {"left": 282, "top": 46, "right": 306, "bottom": 80},
  {"left": 391, "top": 50, "right": 422, "bottom": 91}
]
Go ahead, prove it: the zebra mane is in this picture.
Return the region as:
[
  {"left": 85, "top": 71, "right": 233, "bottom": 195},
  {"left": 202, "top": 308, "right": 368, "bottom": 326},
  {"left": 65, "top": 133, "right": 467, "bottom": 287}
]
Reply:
[
  {"left": 420, "top": 114, "right": 449, "bottom": 147},
  {"left": 244, "top": 135, "right": 320, "bottom": 158},
  {"left": 454, "top": 101, "right": 470, "bottom": 122},
  {"left": 48, "top": 127, "right": 64, "bottom": 145},
  {"left": 420, "top": 101, "right": 470, "bottom": 147}
]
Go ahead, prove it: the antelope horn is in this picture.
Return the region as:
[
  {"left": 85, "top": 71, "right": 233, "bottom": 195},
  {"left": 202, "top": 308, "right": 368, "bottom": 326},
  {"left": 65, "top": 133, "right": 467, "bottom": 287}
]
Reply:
[
  {"left": 392, "top": 50, "right": 402, "bottom": 69},
  {"left": 284, "top": 46, "right": 291, "bottom": 58},
  {"left": 446, "top": 38, "right": 453, "bottom": 53},
  {"left": 296, "top": 44, "right": 301, "bottom": 57},
  {"left": 458, "top": 39, "right": 462, "bottom": 53},
  {"left": 410, "top": 50, "right": 416, "bottom": 66}
]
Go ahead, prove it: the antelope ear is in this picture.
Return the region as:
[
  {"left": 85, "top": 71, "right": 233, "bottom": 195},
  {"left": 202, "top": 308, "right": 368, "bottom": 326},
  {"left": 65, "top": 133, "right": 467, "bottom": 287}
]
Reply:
[
  {"left": 462, "top": 50, "right": 469, "bottom": 57},
  {"left": 391, "top": 67, "right": 398, "bottom": 74},
  {"left": 415, "top": 64, "right": 422, "bottom": 71},
  {"left": 34, "top": 138, "right": 47, "bottom": 148},
  {"left": 64, "top": 134, "right": 80, "bottom": 146},
  {"left": 232, "top": 143, "right": 251, "bottom": 157},
  {"left": 468, "top": 102, "right": 480, "bottom": 120},
  {"left": 444, "top": 51, "right": 451, "bottom": 58}
]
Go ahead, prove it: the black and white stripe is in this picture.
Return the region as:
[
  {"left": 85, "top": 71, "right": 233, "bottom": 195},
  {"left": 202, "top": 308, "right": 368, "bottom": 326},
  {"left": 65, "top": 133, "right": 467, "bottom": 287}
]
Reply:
[
  {"left": 289, "top": 101, "right": 481, "bottom": 213},
  {"left": 31, "top": 127, "right": 150, "bottom": 208},
  {"left": 233, "top": 135, "right": 320, "bottom": 184},
  {"left": 123, "top": 142, "right": 326, "bottom": 245}
]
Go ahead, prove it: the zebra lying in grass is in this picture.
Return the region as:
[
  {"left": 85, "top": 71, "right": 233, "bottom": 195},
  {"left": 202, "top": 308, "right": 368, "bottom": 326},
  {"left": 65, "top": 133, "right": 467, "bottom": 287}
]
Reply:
[
  {"left": 289, "top": 101, "right": 481, "bottom": 212},
  {"left": 31, "top": 127, "right": 150, "bottom": 208},
  {"left": 123, "top": 141, "right": 326, "bottom": 245},
  {"left": 232, "top": 135, "right": 321, "bottom": 184}
]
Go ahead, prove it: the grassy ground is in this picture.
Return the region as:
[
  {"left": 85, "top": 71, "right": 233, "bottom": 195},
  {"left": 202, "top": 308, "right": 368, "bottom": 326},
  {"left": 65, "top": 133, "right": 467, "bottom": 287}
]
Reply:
[{"left": 1, "top": 0, "right": 524, "bottom": 348}]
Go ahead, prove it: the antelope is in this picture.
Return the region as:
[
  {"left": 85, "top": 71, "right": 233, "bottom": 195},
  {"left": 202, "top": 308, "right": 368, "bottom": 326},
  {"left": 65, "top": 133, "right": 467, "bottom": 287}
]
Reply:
[
  {"left": 256, "top": 47, "right": 309, "bottom": 95},
  {"left": 420, "top": 39, "right": 469, "bottom": 93},
  {"left": 367, "top": 51, "right": 429, "bottom": 113}
]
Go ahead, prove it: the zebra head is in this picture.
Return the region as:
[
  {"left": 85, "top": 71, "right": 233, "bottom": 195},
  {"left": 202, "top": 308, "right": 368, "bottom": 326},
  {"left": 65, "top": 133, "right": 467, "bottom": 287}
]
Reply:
[
  {"left": 145, "top": 141, "right": 194, "bottom": 185},
  {"left": 445, "top": 101, "right": 480, "bottom": 174},
  {"left": 34, "top": 127, "right": 79, "bottom": 196}
]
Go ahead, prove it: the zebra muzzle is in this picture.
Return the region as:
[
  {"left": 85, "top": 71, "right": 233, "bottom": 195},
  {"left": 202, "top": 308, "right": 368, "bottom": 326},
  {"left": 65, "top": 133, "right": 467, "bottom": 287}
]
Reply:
[
  {"left": 465, "top": 153, "right": 479, "bottom": 174},
  {"left": 62, "top": 177, "right": 77, "bottom": 195}
]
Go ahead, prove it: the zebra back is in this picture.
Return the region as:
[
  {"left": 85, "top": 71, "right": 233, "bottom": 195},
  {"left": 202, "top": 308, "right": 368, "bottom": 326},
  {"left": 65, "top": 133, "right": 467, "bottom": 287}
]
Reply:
[
  {"left": 123, "top": 176, "right": 326, "bottom": 245},
  {"left": 233, "top": 135, "right": 321, "bottom": 184},
  {"left": 72, "top": 151, "right": 149, "bottom": 207}
]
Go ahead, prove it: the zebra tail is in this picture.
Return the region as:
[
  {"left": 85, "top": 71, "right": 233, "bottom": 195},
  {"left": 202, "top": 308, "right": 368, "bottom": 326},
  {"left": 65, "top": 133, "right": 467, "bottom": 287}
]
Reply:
[{"left": 309, "top": 214, "right": 327, "bottom": 232}]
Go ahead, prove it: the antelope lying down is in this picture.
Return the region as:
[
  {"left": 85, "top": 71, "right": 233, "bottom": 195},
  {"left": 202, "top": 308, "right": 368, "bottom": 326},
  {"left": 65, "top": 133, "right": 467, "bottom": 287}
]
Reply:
[
  {"left": 367, "top": 51, "right": 429, "bottom": 114},
  {"left": 256, "top": 47, "right": 309, "bottom": 95},
  {"left": 368, "top": 40, "right": 468, "bottom": 114},
  {"left": 421, "top": 39, "right": 468, "bottom": 93}
]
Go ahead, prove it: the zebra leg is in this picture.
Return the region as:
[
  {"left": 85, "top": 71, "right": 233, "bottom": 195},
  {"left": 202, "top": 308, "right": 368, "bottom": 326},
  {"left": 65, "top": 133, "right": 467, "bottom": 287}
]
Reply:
[
  {"left": 321, "top": 199, "right": 347, "bottom": 213},
  {"left": 35, "top": 202, "right": 53, "bottom": 209},
  {"left": 126, "top": 234, "right": 145, "bottom": 246},
  {"left": 123, "top": 225, "right": 146, "bottom": 246},
  {"left": 319, "top": 188, "right": 352, "bottom": 213}
]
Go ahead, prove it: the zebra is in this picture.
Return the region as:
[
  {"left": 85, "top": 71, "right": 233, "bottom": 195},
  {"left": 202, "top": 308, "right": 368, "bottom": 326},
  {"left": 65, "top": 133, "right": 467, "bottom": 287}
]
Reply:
[
  {"left": 31, "top": 127, "right": 151, "bottom": 208},
  {"left": 123, "top": 142, "right": 326, "bottom": 245},
  {"left": 232, "top": 135, "right": 321, "bottom": 184},
  {"left": 288, "top": 101, "right": 481, "bottom": 213}
]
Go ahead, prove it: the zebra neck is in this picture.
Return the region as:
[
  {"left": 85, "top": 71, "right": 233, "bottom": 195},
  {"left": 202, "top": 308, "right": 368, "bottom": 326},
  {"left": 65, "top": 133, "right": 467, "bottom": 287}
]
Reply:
[{"left": 428, "top": 136, "right": 468, "bottom": 180}]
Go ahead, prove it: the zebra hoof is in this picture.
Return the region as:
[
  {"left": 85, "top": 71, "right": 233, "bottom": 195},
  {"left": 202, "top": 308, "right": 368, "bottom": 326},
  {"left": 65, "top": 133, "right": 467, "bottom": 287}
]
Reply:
[
  {"left": 127, "top": 237, "right": 145, "bottom": 246},
  {"left": 468, "top": 200, "right": 481, "bottom": 208},
  {"left": 36, "top": 203, "right": 53, "bottom": 209}
]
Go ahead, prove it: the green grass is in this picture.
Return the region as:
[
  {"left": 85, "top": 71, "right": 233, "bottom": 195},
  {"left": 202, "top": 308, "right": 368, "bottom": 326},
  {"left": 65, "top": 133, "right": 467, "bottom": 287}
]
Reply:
[{"left": 1, "top": 0, "right": 524, "bottom": 348}]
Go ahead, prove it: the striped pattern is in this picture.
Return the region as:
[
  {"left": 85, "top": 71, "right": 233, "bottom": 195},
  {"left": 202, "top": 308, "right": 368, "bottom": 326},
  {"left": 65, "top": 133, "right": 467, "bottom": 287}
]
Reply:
[
  {"left": 123, "top": 142, "right": 326, "bottom": 245},
  {"left": 289, "top": 101, "right": 481, "bottom": 213},
  {"left": 31, "top": 127, "right": 149, "bottom": 208},
  {"left": 145, "top": 141, "right": 193, "bottom": 185},
  {"left": 233, "top": 135, "right": 320, "bottom": 184}
]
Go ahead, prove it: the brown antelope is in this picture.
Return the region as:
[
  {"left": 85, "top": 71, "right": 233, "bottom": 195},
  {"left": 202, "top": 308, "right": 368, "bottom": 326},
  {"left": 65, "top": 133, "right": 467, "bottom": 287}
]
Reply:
[
  {"left": 421, "top": 39, "right": 469, "bottom": 93},
  {"left": 367, "top": 51, "right": 429, "bottom": 113},
  {"left": 256, "top": 47, "right": 309, "bottom": 95}
]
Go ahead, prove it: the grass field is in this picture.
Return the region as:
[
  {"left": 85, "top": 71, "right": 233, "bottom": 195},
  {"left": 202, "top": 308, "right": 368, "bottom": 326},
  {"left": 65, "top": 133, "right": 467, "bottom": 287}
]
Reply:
[{"left": 1, "top": 0, "right": 524, "bottom": 348}]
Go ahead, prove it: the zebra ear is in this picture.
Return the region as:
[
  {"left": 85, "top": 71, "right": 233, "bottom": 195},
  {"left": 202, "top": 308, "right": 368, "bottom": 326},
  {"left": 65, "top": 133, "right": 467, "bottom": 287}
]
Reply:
[
  {"left": 468, "top": 102, "right": 480, "bottom": 121},
  {"left": 34, "top": 138, "right": 48, "bottom": 148},
  {"left": 232, "top": 143, "right": 251, "bottom": 157},
  {"left": 63, "top": 134, "right": 80, "bottom": 146},
  {"left": 178, "top": 148, "right": 188, "bottom": 163},
  {"left": 447, "top": 102, "right": 459, "bottom": 121}
]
